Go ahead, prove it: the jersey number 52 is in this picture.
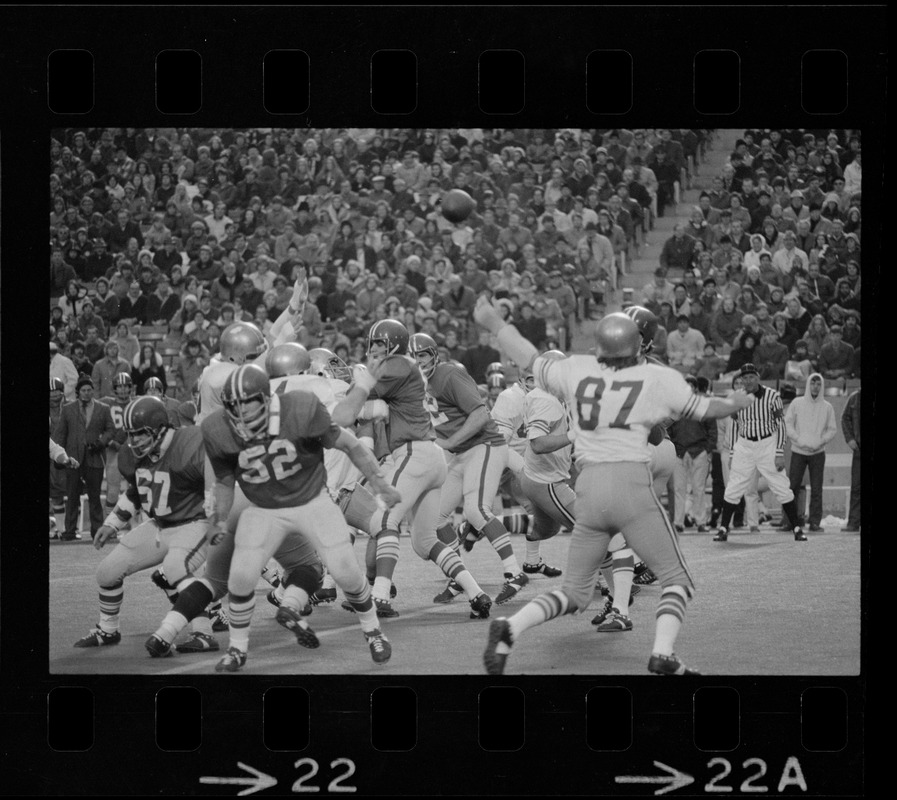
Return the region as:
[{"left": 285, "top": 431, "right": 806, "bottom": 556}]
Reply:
[
  {"left": 239, "top": 439, "right": 303, "bottom": 484},
  {"left": 574, "top": 378, "right": 644, "bottom": 431}
]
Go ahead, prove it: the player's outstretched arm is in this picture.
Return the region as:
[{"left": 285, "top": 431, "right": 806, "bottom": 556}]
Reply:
[
  {"left": 268, "top": 272, "right": 308, "bottom": 346},
  {"left": 702, "top": 390, "right": 755, "bottom": 420},
  {"left": 473, "top": 295, "right": 539, "bottom": 373},
  {"left": 330, "top": 428, "right": 400, "bottom": 509},
  {"left": 530, "top": 429, "right": 577, "bottom": 454}
]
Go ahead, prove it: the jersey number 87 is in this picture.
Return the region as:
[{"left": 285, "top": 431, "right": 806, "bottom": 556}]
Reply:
[
  {"left": 575, "top": 378, "right": 644, "bottom": 431},
  {"left": 238, "top": 439, "right": 303, "bottom": 484}
]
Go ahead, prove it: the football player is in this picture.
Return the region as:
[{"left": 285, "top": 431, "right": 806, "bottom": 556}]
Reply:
[
  {"left": 334, "top": 319, "right": 493, "bottom": 620},
  {"left": 409, "top": 333, "right": 527, "bottom": 607},
  {"left": 171, "top": 364, "right": 401, "bottom": 671},
  {"left": 99, "top": 372, "right": 134, "bottom": 512},
  {"left": 72, "top": 396, "right": 214, "bottom": 649},
  {"left": 476, "top": 302, "right": 755, "bottom": 676},
  {"left": 144, "top": 376, "right": 182, "bottom": 427}
]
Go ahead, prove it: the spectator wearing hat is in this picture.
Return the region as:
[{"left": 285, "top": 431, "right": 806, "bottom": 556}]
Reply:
[
  {"left": 692, "top": 341, "right": 726, "bottom": 382},
  {"left": 666, "top": 313, "right": 706, "bottom": 374},
  {"left": 190, "top": 244, "right": 223, "bottom": 285},
  {"left": 818, "top": 324, "right": 855, "bottom": 380},
  {"left": 145, "top": 273, "right": 181, "bottom": 324},
  {"left": 52, "top": 375, "right": 115, "bottom": 540}
]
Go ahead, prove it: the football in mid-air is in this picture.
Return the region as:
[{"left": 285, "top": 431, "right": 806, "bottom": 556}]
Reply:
[{"left": 441, "top": 189, "right": 475, "bottom": 223}]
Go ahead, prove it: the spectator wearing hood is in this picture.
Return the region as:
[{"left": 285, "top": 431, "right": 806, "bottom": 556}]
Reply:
[{"left": 785, "top": 373, "right": 837, "bottom": 531}]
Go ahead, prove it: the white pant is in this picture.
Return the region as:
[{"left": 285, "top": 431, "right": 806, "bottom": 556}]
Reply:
[
  {"left": 674, "top": 451, "right": 710, "bottom": 526},
  {"left": 724, "top": 437, "right": 793, "bottom": 507}
]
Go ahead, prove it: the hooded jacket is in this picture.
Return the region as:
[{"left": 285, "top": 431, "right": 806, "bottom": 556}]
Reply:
[{"left": 784, "top": 372, "right": 837, "bottom": 455}]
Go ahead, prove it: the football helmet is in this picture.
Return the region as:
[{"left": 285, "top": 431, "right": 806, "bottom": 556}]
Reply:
[
  {"left": 409, "top": 333, "right": 440, "bottom": 379},
  {"left": 50, "top": 377, "right": 65, "bottom": 393},
  {"left": 113, "top": 372, "right": 134, "bottom": 401},
  {"left": 486, "top": 361, "right": 505, "bottom": 378},
  {"left": 308, "top": 347, "right": 352, "bottom": 381},
  {"left": 594, "top": 313, "right": 641, "bottom": 359},
  {"left": 367, "top": 318, "right": 409, "bottom": 357},
  {"left": 220, "top": 321, "right": 269, "bottom": 365},
  {"left": 622, "top": 305, "right": 659, "bottom": 356},
  {"left": 540, "top": 349, "right": 567, "bottom": 361},
  {"left": 222, "top": 363, "right": 271, "bottom": 442},
  {"left": 266, "top": 342, "right": 310, "bottom": 379},
  {"left": 143, "top": 376, "right": 164, "bottom": 397},
  {"left": 123, "top": 396, "right": 171, "bottom": 459}
]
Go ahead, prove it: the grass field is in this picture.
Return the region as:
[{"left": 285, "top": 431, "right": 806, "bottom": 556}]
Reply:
[{"left": 49, "top": 521, "right": 861, "bottom": 677}]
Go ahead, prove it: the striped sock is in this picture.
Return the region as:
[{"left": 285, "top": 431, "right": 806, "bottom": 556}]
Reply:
[
  {"left": 373, "top": 530, "right": 400, "bottom": 600},
  {"left": 480, "top": 517, "right": 519, "bottom": 574},
  {"left": 436, "top": 523, "right": 461, "bottom": 553},
  {"left": 428, "top": 541, "right": 465, "bottom": 579},
  {"left": 98, "top": 582, "right": 124, "bottom": 633},
  {"left": 191, "top": 612, "right": 213, "bottom": 636},
  {"left": 155, "top": 611, "right": 188, "bottom": 645},
  {"left": 610, "top": 548, "right": 636, "bottom": 612},
  {"left": 653, "top": 586, "right": 689, "bottom": 656},
  {"left": 227, "top": 591, "right": 256, "bottom": 652},
  {"left": 508, "top": 590, "right": 571, "bottom": 640},
  {"left": 343, "top": 582, "right": 377, "bottom": 632},
  {"left": 282, "top": 586, "right": 310, "bottom": 613}
]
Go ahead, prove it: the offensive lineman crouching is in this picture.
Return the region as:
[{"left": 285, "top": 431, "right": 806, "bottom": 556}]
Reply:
[{"left": 73, "top": 396, "right": 213, "bottom": 648}]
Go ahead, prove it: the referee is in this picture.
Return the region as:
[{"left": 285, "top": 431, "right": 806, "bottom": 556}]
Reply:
[{"left": 714, "top": 363, "right": 807, "bottom": 542}]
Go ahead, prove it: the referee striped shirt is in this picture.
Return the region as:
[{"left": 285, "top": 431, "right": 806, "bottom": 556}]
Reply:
[{"left": 733, "top": 385, "right": 786, "bottom": 456}]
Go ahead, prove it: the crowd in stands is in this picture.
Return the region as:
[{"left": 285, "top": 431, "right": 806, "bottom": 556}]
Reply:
[{"left": 49, "top": 127, "right": 861, "bottom": 399}]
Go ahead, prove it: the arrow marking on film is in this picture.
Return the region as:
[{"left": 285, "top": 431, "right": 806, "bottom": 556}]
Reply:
[
  {"left": 200, "top": 762, "right": 278, "bottom": 796},
  {"left": 615, "top": 761, "right": 695, "bottom": 795}
]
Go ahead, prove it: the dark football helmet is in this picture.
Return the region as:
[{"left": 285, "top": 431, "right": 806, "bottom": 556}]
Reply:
[
  {"left": 220, "top": 321, "right": 269, "bottom": 365},
  {"left": 367, "top": 318, "right": 409, "bottom": 357},
  {"left": 308, "top": 347, "right": 352, "bottom": 381},
  {"left": 221, "top": 363, "right": 271, "bottom": 442},
  {"left": 623, "top": 305, "right": 659, "bottom": 356},
  {"left": 143, "top": 376, "right": 165, "bottom": 397},
  {"left": 266, "top": 342, "right": 310, "bottom": 379},
  {"left": 409, "top": 333, "right": 440, "bottom": 379},
  {"left": 50, "top": 377, "right": 65, "bottom": 393},
  {"left": 486, "top": 361, "right": 505, "bottom": 378},
  {"left": 123, "top": 396, "right": 171, "bottom": 459},
  {"left": 113, "top": 372, "right": 134, "bottom": 401},
  {"left": 594, "top": 313, "right": 641, "bottom": 359}
]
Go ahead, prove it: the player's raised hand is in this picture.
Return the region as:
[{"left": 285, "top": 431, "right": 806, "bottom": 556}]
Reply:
[
  {"left": 473, "top": 294, "right": 504, "bottom": 333},
  {"left": 93, "top": 525, "right": 118, "bottom": 550}
]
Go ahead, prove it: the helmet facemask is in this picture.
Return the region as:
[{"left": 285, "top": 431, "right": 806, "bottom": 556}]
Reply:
[
  {"left": 224, "top": 392, "right": 270, "bottom": 442},
  {"left": 413, "top": 347, "right": 439, "bottom": 379},
  {"left": 127, "top": 425, "right": 168, "bottom": 460}
]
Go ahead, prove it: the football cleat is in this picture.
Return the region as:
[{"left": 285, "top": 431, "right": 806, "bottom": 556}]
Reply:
[
  {"left": 595, "top": 610, "right": 633, "bottom": 632},
  {"left": 144, "top": 634, "right": 173, "bottom": 658},
  {"left": 275, "top": 606, "right": 320, "bottom": 649},
  {"left": 522, "top": 560, "right": 562, "bottom": 577},
  {"left": 433, "top": 580, "right": 463, "bottom": 604},
  {"left": 215, "top": 646, "right": 248, "bottom": 673},
  {"left": 469, "top": 592, "right": 493, "bottom": 619},
  {"left": 483, "top": 618, "right": 513, "bottom": 675},
  {"left": 310, "top": 587, "right": 337, "bottom": 605},
  {"left": 713, "top": 527, "right": 729, "bottom": 542},
  {"left": 175, "top": 632, "right": 220, "bottom": 654},
  {"left": 794, "top": 527, "right": 808, "bottom": 542},
  {"left": 73, "top": 627, "right": 121, "bottom": 648},
  {"left": 266, "top": 589, "right": 282, "bottom": 609},
  {"left": 495, "top": 572, "right": 529, "bottom": 605},
  {"left": 648, "top": 652, "right": 701, "bottom": 676},
  {"left": 591, "top": 598, "right": 615, "bottom": 626},
  {"left": 374, "top": 597, "right": 399, "bottom": 618},
  {"left": 364, "top": 628, "right": 392, "bottom": 665},
  {"left": 341, "top": 599, "right": 357, "bottom": 613},
  {"left": 211, "top": 603, "right": 230, "bottom": 632}
]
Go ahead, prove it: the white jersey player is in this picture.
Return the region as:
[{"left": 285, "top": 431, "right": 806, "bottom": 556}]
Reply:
[{"left": 475, "top": 301, "right": 755, "bottom": 677}]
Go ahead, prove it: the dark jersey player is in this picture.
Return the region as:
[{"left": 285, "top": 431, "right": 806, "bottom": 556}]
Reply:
[
  {"left": 99, "top": 371, "right": 134, "bottom": 510},
  {"left": 409, "top": 333, "right": 531, "bottom": 606},
  {"left": 73, "top": 396, "right": 214, "bottom": 648},
  {"left": 335, "top": 319, "right": 493, "bottom": 620}
]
